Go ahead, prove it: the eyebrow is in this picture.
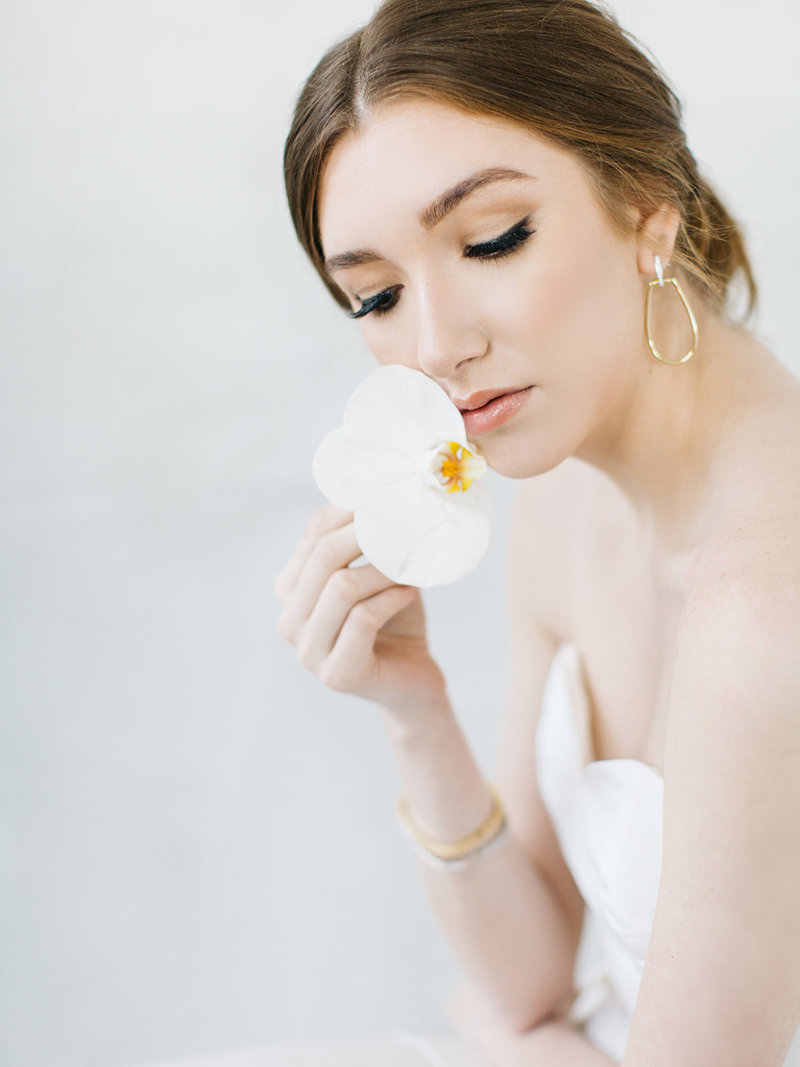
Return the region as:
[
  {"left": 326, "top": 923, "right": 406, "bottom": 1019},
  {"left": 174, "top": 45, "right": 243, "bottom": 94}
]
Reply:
[{"left": 322, "top": 166, "right": 536, "bottom": 276}]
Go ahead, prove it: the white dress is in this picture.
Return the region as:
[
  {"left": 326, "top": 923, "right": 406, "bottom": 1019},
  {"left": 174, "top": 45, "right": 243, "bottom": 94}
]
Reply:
[{"left": 131, "top": 642, "right": 800, "bottom": 1067}]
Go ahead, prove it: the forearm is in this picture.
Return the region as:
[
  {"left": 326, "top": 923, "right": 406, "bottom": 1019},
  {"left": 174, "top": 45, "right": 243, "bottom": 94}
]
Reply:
[{"left": 379, "top": 696, "right": 580, "bottom": 1032}]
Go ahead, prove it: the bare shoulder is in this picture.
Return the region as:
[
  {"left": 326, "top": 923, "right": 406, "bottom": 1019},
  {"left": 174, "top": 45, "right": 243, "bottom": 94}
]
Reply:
[
  {"left": 686, "top": 447, "right": 800, "bottom": 636},
  {"left": 668, "top": 499, "right": 800, "bottom": 779},
  {"left": 685, "top": 377, "right": 800, "bottom": 620}
]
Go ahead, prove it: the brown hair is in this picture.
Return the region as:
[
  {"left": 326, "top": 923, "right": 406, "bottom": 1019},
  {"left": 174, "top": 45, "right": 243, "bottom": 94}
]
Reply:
[{"left": 283, "top": 0, "right": 757, "bottom": 322}]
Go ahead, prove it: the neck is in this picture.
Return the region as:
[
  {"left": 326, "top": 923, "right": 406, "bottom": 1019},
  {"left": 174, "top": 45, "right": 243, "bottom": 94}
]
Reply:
[{"left": 574, "top": 299, "right": 760, "bottom": 558}]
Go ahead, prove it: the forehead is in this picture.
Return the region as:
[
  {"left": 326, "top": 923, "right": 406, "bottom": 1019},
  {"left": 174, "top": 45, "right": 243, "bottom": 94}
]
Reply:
[{"left": 317, "top": 98, "right": 590, "bottom": 253}]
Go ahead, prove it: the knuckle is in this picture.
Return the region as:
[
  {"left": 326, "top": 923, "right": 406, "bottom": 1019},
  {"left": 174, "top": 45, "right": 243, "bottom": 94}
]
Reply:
[
  {"left": 329, "top": 567, "right": 359, "bottom": 602},
  {"left": 351, "top": 598, "right": 379, "bottom": 627},
  {"left": 305, "top": 509, "right": 328, "bottom": 538},
  {"left": 305, "top": 504, "right": 347, "bottom": 541},
  {"left": 300, "top": 514, "right": 325, "bottom": 550},
  {"left": 312, "top": 531, "right": 341, "bottom": 569},
  {"left": 319, "top": 661, "right": 351, "bottom": 693}
]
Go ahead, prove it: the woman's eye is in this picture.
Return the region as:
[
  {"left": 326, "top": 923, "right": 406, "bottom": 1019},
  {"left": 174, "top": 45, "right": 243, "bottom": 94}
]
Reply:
[
  {"left": 347, "top": 216, "right": 536, "bottom": 320},
  {"left": 348, "top": 287, "right": 400, "bottom": 320},
  {"left": 465, "top": 216, "right": 536, "bottom": 261}
]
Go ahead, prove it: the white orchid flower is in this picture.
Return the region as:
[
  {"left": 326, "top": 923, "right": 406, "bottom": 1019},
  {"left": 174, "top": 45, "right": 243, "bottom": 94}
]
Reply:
[{"left": 312, "top": 365, "right": 492, "bottom": 587}]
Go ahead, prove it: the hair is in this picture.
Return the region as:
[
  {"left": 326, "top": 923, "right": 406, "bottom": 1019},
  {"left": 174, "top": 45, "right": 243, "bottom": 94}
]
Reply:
[{"left": 283, "top": 0, "right": 758, "bottom": 323}]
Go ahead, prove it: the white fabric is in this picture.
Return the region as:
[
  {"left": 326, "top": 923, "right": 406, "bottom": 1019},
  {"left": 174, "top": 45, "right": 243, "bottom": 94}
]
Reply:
[
  {"left": 537, "top": 641, "right": 800, "bottom": 1064},
  {"left": 131, "top": 641, "right": 800, "bottom": 1066}
]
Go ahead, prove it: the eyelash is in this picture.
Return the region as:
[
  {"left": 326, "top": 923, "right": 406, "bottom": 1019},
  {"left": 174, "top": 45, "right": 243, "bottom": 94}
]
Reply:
[{"left": 347, "top": 216, "right": 536, "bottom": 320}]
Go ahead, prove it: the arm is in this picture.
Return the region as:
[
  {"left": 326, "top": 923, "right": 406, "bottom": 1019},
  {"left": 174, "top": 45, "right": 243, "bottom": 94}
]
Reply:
[
  {"left": 447, "top": 983, "right": 618, "bottom": 1066},
  {"left": 445, "top": 544, "right": 800, "bottom": 1067},
  {"left": 620, "top": 554, "right": 800, "bottom": 1065},
  {"left": 276, "top": 483, "right": 585, "bottom": 1034},
  {"left": 380, "top": 475, "right": 586, "bottom": 1032},
  {"left": 379, "top": 633, "right": 579, "bottom": 1033}
]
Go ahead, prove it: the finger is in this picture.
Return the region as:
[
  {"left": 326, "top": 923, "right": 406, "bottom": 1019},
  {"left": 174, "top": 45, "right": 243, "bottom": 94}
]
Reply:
[
  {"left": 277, "top": 520, "right": 365, "bottom": 643},
  {"left": 274, "top": 504, "right": 353, "bottom": 602},
  {"left": 296, "top": 562, "right": 404, "bottom": 671},
  {"left": 318, "top": 584, "right": 416, "bottom": 693}
]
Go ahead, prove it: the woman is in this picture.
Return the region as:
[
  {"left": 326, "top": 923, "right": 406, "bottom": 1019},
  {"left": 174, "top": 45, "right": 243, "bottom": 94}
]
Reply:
[{"left": 274, "top": 0, "right": 800, "bottom": 1064}]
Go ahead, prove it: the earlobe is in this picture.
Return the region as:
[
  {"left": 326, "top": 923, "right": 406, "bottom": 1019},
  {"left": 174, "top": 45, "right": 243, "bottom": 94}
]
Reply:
[{"left": 635, "top": 202, "right": 681, "bottom": 277}]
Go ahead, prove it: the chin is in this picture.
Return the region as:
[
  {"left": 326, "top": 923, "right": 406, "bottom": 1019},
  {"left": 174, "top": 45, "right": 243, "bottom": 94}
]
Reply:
[
  {"left": 481, "top": 441, "right": 572, "bottom": 480},
  {"left": 475, "top": 426, "right": 576, "bottom": 482}
]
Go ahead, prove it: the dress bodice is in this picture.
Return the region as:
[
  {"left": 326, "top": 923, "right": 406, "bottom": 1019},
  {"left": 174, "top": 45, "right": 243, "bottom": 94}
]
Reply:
[{"left": 535, "top": 642, "right": 800, "bottom": 1063}]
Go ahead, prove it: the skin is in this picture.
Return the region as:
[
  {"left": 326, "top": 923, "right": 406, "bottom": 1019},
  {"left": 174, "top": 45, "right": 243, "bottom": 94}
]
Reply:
[{"left": 276, "top": 97, "right": 800, "bottom": 1064}]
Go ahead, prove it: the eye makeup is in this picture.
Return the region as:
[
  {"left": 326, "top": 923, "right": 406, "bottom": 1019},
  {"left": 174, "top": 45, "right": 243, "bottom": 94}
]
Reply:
[{"left": 347, "top": 214, "right": 537, "bottom": 320}]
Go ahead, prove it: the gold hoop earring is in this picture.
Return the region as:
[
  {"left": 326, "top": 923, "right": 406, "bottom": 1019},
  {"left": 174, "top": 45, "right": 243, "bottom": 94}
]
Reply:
[{"left": 645, "top": 255, "right": 698, "bottom": 365}]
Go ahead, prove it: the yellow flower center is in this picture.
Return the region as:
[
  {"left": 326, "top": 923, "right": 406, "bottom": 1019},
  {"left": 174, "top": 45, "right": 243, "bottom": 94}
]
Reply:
[{"left": 432, "top": 441, "right": 487, "bottom": 493}]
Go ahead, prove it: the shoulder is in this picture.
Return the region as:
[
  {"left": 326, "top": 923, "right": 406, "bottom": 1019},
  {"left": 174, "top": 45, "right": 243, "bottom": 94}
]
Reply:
[
  {"left": 666, "top": 522, "right": 800, "bottom": 786},
  {"left": 683, "top": 417, "right": 800, "bottom": 636},
  {"left": 681, "top": 500, "right": 800, "bottom": 663}
]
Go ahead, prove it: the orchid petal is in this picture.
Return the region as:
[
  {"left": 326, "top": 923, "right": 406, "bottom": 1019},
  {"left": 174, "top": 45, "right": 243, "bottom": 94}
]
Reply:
[
  {"left": 313, "top": 428, "right": 422, "bottom": 508},
  {"left": 311, "top": 365, "right": 493, "bottom": 587},
  {"left": 311, "top": 428, "right": 360, "bottom": 509},
  {"left": 343, "top": 364, "right": 467, "bottom": 456},
  {"left": 353, "top": 476, "right": 492, "bottom": 587}
]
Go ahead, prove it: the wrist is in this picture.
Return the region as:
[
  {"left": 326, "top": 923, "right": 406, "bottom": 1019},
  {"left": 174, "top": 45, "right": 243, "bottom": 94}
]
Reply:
[
  {"left": 377, "top": 684, "right": 454, "bottom": 742},
  {"left": 378, "top": 701, "right": 498, "bottom": 850},
  {"left": 395, "top": 782, "right": 508, "bottom": 870}
]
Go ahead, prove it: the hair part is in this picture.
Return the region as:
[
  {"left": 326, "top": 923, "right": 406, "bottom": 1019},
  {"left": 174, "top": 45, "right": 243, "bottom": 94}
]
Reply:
[{"left": 284, "top": 0, "right": 758, "bottom": 322}]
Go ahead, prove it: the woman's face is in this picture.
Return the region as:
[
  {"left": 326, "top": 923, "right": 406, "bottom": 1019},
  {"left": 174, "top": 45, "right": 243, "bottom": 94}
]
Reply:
[{"left": 317, "top": 97, "right": 652, "bottom": 478}]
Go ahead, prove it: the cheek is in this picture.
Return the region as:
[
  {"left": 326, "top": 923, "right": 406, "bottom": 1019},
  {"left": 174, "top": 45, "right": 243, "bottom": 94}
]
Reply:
[
  {"left": 364, "top": 329, "right": 417, "bottom": 369},
  {"left": 501, "top": 234, "right": 641, "bottom": 386}
]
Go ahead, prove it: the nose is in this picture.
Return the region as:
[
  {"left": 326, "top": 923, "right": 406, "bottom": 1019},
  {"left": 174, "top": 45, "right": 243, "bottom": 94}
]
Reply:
[{"left": 413, "top": 274, "right": 489, "bottom": 380}]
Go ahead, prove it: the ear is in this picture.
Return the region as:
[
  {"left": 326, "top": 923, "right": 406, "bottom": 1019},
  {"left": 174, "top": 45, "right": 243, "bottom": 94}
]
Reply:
[{"left": 633, "top": 203, "right": 681, "bottom": 278}]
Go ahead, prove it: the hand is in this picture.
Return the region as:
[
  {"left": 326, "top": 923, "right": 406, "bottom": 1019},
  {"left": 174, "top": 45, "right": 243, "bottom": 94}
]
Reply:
[{"left": 275, "top": 504, "right": 448, "bottom": 715}]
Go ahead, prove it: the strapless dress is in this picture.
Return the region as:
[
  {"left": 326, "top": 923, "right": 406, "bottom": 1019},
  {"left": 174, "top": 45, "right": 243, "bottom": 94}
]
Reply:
[{"left": 131, "top": 641, "right": 800, "bottom": 1066}]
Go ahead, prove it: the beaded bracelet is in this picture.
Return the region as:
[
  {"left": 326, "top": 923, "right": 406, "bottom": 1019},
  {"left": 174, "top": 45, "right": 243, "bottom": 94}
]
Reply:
[{"left": 394, "top": 785, "right": 509, "bottom": 870}]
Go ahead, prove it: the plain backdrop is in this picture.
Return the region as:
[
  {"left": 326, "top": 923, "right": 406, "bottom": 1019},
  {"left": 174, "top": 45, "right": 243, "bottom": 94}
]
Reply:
[{"left": 1, "top": 1, "right": 798, "bottom": 1065}]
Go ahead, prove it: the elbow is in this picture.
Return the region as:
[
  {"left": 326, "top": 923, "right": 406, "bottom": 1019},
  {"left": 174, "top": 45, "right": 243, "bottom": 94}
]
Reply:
[
  {"left": 494, "top": 963, "right": 579, "bottom": 1035},
  {"left": 498, "top": 1000, "right": 568, "bottom": 1036},
  {"left": 494, "top": 981, "right": 579, "bottom": 1035},
  {"left": 447, "top": 982, "right": 572, "bottom": 1040}
]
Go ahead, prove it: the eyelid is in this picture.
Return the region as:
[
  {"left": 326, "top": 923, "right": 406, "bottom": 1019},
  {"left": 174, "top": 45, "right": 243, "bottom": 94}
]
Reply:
[
  {"left": 464, "top": 215, "right": 534, "bottom": 255},
  {"left": 348, "top": 214, "right": 535, "bottom": 320},
  {"left": 348, "top": 286, "right": 400, "bottom": 319}
]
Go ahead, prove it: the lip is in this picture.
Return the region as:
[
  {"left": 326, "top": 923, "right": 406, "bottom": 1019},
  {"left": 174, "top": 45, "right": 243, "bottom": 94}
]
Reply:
[
  {"left": 460, "top": 387, "right": 534, "bottom": 435},
  {"left": 453, "top": 388, "right": 522, "bottom": 412}
]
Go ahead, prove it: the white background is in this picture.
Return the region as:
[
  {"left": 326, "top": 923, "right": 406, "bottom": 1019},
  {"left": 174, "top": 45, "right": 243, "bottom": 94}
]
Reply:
[{"left": 1, "top": 1, "right": 798, "bottom": 1064}]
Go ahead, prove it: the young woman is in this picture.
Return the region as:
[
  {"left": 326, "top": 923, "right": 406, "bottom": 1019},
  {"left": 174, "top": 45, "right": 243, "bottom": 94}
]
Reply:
[{"left": 272, "top": 1, "right": 800, "bottom": 1063}]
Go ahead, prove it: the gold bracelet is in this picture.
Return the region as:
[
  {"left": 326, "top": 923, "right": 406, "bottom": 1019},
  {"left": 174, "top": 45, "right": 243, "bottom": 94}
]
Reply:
[{"left": 394, "top": 785, "right": 507, "bottom": 863}]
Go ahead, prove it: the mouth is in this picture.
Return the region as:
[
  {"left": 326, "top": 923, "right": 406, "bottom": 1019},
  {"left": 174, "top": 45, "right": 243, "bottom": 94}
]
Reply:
[
  {"left": 458, "top": 387, "right": 535, "bottom": 435},
  {"left": 453, "top": 387, "right": 531, "bottom": 412}
]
